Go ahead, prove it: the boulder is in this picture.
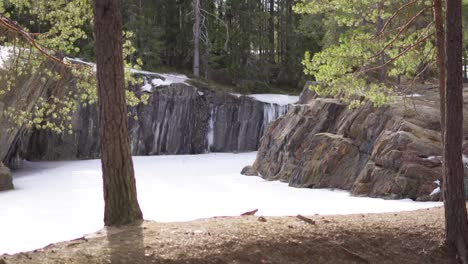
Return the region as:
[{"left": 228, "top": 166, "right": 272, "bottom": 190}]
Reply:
[{"left": 0, "top": 163, "right": 13, "bottom": 191}]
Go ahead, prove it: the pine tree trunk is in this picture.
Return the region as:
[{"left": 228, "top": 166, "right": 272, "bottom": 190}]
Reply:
[
  {"left": 193, "top": 0, "right": 201, "bottom": 78},
  {"left": 92, "top": 0, "right": 143, "bottom": 226},
  {"left": 444, "top": 0, "right": 468, "bottom": 262},
  {"left": 269, "top": 0, "right": 275, "bottom": 62}
]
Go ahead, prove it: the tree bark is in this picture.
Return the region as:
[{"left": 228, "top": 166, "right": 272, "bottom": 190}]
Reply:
[
  {"left": 193, "top": 0, "right": 201, "bottom": 78},
  {"left": 443, "top": 0, "right": 468, "bottom": 262},
  {"left": 93, "top": 0, "right": 143, "bottom": 226}
]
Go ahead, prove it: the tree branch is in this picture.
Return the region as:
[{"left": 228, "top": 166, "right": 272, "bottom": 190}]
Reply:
[
  {"left": 356, "top": 32, "right": 434, "bottom": 75},
  {"left": 376, "top": 0, "right": 419, "bottom": 37},
  {"left": 370, "top": 7, "right": 429, "bottom": 60},
  {"left": 0, "top": 15, "right": 68, "bottom": 66}
]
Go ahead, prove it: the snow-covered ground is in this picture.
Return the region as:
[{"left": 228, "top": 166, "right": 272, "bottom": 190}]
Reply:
[{"left": 0, "top": 152, "right": 441, "bottom": 254}]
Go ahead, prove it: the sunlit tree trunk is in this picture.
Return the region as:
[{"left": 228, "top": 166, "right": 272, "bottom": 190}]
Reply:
[{"left": 92, "top": 0, "right": 143, "bottom": 226}]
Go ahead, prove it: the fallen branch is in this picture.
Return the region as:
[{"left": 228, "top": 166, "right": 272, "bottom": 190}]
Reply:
[
  {"left": 240, "top": 209, "right": 258, "bottom": 216},
  {"left": 296, "top": 214, "right": 316, "bottom": 225}
]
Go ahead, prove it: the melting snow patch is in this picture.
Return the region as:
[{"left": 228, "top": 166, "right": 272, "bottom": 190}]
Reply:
[
  {"left": 0, "top": 46, "right": 13, "bottom": 69},
  {"left": 145, "top": 73, "right": 189, "bottom": 89},
  {"left": 430, "top": 187, "right": 441, "bottom": 196},
  {"left": 248, "top": 94, "right": 299, "bottom": 105},
  {"left": 141, "top": 81, "right": 153, "bottom": 92}
]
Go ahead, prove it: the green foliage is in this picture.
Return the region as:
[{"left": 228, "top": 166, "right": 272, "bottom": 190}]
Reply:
[
  {"left": 295, "top": 0, "right": 434, "bottom": 107},
  {"left": 0, "top": 0, "right": 148, "bottom": 134}
]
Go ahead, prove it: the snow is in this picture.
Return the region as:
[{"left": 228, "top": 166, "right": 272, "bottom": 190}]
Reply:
[
  {"left": 424, "top": 156, "right": 440, "bottom": 161},
  {"left": 151, "top": 78, "right": 174, "bottom": 87},
  {"left": 430, "top": 187, "right": 441, "bottom": 196},
  {"left": 248, "top": 94, "right": 299, "bottom": 105},
  {"left": 0, "top": 46, "right": 13, "bottom": 69},
  {"left": 141, "top": 80, "right": 153, "bottom": 92},
  {"left": 62, "top": 57, "right": 189, "bottom": 90},
  {"left": 407, "top": 93, "right": 423, "bottom": 97},
  {"left": 463, "top": 155, "right": 468, "bottom": 164},
  {"left": 140, "top": 73, "right": 189, "bottom": 90},
  {"left": 0, "top": 152, "right": 441, "bottom": 254}
]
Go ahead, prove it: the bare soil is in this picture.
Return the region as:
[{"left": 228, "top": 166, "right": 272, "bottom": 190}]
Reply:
[{"left": 0, "top": 206, "right": 459, "bottom": 264}]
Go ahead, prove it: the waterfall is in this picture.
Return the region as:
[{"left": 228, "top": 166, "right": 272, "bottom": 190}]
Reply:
[
  {"left": 206, "top": 106, "right": 217, "bottom": 152},
  {"left": 262, "top": 103, "right": 289, "bottom": 134}
]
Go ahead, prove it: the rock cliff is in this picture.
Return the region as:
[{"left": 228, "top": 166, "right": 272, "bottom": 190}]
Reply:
[
  {"left": 242, "top": 85, "right": 468, "bottom": 201},
  {"left": 16, "top": 83, "right": 291, "bottom": 160}
]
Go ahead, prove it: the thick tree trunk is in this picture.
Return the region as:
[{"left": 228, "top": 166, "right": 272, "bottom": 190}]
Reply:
[
  {"left": 193, "top": 0, "right": 201, "bottom": 78},
  {"left": 444, "top": 0, "right": 468, "bottom": 262},
  {"left": 93, "top": 0, "right": 143, "bottom": 226}
]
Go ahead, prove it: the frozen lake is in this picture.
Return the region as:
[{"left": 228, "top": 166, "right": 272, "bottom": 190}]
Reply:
[{"left": 0, "top": 152, "right": 441, "bottom": 254}]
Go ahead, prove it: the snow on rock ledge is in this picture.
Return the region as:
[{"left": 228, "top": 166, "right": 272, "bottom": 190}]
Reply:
[{"left": 248, "top": 94, "right": 299, "bottom": 106}]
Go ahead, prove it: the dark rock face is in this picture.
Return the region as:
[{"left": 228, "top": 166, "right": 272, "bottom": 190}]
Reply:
[
  {"left": 0, "top": 63, "right": 69, "bottom": 163},
  {"left": 0, "top": 62, "right": 72, "bottom": 190},
  {"left": 243, "top": 85, "right": 463, "bottom": 201},
  {"left": 20, "top": 83, "right": 291, "bottom": 160}
]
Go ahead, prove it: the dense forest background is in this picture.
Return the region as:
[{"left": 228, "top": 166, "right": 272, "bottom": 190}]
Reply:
[
  {"left": 2, "top": 0, "right": 468, "bottom": 96},
  {"left": 3, "top": 0, "right": 326, "bottom": 94}
]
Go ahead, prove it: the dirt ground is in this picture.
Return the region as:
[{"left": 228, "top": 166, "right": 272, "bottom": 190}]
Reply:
[{"left": 0, "top": 206, "right": 459, "bottom": 264}]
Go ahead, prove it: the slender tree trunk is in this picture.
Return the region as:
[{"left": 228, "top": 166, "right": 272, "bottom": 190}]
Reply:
[
  {"left": 444, "top": 0, "right": 468, "bottom": 262},
  {"left": 269, "top": 0, "right": 275, "bottom": 62},
  {"left": 434, "top": 0, "right": 446, "bottom": 137},
  {"left": 193, "top": 0, "right": 201, "bottom": 78},
  {"left": 92, "top": 0, "right": 143, "bottom": 226}
]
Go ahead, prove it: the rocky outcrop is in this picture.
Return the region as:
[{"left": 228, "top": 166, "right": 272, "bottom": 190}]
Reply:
[
  {"left": 0, "top": 163, "right": 13, "bottom": 191},
  {"left": 243, "top": 85, "right": 466, "bottom": 201},
  {"left": 17, "top": 83, "right": 291, "bottom": 160}
]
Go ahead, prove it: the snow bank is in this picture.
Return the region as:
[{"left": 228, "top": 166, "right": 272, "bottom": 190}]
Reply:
[
  {"left": 141, "top": 73, "right": 189, "bottom": 91},
  {"left": 0, "top": 153, "right": 441, "bottom": 254},
  {"left": 248, "top": 94, "right": 299, "bottom": 105},
  {"left": 63, "top": 57, "right": 189, "bottom": 91}
]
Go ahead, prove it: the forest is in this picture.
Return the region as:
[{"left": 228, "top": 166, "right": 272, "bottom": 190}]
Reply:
[
  {"left": 1, "top": 0, "right": 468, "bottom": 263},
  {"left": 3, "top": 0, "right": 466, "bottom": 95}
]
